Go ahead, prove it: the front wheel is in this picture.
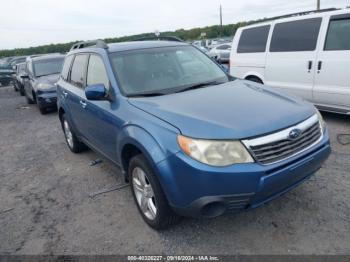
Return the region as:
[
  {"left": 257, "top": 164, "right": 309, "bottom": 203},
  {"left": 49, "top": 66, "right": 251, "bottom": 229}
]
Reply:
[{"left": 129, "top": 155, "right": 180, "bottom": 230}]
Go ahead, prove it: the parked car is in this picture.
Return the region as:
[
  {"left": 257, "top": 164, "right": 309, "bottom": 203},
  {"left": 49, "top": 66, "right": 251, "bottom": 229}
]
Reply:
[
  {"left": 0, "top": 61, "right": 14, "bottom": 87},
  {"left": 209, "top": 43, "right": 232, "bottom": 63},
  {"left": 14, "top": 62, "right": 26, "bottom": 95},
  {"left": 230, "top": 8, "right": 350, "bottom": 115},
  {"left": 57, "top": 39, "right": 330, "bottom": 229},
  {"left": 22, "top": 54, "right": 65, "bottom": 114}
]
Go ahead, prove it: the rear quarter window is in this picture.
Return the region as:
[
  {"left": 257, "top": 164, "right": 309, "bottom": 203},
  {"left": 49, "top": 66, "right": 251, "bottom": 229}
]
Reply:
[
  {"left": 237, "top": 25, "right": 270, "bottom": 53},
  {"left": 61, "top": 55, "right": 74, "bottom": 81}
]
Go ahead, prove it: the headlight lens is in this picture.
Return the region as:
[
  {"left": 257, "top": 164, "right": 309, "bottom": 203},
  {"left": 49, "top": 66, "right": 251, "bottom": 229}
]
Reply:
[
  {"left": 316, "top": 108, "right": 326, "bottom": 130},
  {"left": 36, "top": 83, "right": 53, "bottom": 90},
  {"left": 177, "top": 135, "right": 254, "bottom": 166}
]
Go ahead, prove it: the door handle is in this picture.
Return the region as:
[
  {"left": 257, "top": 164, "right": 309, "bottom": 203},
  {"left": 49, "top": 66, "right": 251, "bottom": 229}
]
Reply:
[
  {"left": 62, "top": 91, "right": 68, "bottom": 98},
  {"left": 80, "top": 100, "right": 87, "bottom": 108},
  {"left": 308, "top": 61, "right": 313, "bottom": 72},
  {"left": 317, "top": 61, "right": 322, "bottom": 73}
]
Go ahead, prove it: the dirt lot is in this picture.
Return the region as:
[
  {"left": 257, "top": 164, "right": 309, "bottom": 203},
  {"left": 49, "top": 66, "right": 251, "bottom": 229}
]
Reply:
[{"left": 0, "top": 85, "right": 349, "bottom": 255}]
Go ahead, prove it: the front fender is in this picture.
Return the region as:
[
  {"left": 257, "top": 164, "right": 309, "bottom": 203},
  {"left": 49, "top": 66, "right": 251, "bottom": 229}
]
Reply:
[{"left": 117, "top": 124, "right": 180, "bottom": 173}]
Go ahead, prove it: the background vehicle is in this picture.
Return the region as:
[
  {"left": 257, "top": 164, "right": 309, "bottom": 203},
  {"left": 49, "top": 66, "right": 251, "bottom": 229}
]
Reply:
[
  {"left": 209, "top": 43, "right": 232, "bottom": 63},
  {"left": 22, "top": 54, "right": 64, "bottom": 114},
  {"left": 0, "top": 62, "right": 14, "bottom": 87},
  {"left": 230, "top": 8, "right": 350, "bottom": 115},
  {"left": 14, "top": 62, "right": 26, "bottom": 95},
  {"left": 57, "top": 39, "right": 330, "bottom": 229}
]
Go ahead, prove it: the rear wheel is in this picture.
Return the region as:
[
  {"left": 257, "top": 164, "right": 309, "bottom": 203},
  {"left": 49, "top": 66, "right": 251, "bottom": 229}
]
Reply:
[
  {"left": 61, "top": 114, "right": 87, "bottom": 153},
  {"left": 129, "top": 155, "right": 180, "bottom": 230},
  {"left": 19, "top": 87, "right": 25, "bottom": 96}
]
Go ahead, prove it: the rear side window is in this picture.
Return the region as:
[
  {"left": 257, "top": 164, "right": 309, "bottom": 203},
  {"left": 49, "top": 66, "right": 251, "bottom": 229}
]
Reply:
[
  {"left": 70, "top": 55, "right": 88, "bottom": 88},
  {"left": 61, "top": 55, "right": 74, "bottom": 81},
  {"left": 270, "top": 18, "right": 322, "bottom": 52},
  {"left": 325, "top": 18, "right": 350, "bottom": 51},
  {"left": 86, "top": 55, "right": 110, "bottom": 90},
  {"left": 237, "top": 25, "right": 270, "bottom": 53}
]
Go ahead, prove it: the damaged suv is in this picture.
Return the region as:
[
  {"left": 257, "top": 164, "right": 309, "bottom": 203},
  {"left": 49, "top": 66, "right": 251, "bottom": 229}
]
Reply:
[{"left": 57, "top": 39, "right": 331, "bottom": 229}]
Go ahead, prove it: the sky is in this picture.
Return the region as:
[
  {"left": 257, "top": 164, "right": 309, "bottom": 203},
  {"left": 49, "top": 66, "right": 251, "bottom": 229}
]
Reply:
[{"left": 0, "top": 0, "right": 349, "bottom": 50}]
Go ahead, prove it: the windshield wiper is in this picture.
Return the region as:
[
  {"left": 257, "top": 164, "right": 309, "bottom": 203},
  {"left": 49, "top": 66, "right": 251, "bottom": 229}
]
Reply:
[
  {"left": 176, "top": 80, "right": 223, "bottom": 93},
  {"left": 128, "top": 92, "right": 166, "bottom": 98}
]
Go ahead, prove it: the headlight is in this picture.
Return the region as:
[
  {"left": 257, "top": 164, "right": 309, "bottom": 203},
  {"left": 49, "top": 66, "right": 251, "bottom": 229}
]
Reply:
[
  {"left": 36, "top": 83, "right": 53, "bottom": 90},
  {"left": 315, "top": 108, "right": 326, "bottom": 131},
  {"left": 177, "top": 135, "right": 254, "bottom": 166}
]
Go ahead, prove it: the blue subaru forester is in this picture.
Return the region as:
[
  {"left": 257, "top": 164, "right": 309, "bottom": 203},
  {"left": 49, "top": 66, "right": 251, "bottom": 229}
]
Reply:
[{"left": 57, "top": 39, "right": 331, "bottom": 229}]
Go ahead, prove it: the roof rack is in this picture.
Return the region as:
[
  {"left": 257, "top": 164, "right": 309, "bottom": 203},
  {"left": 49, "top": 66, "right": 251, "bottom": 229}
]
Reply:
[
  {"left": 135, "top": 36, "right": 184, "bottom": 42},
  {"left": 70, "top": 39, "right": 108, "bottom": 51},
  {"left": 263, "top": 8, "right": 339, "bottom": 22}
]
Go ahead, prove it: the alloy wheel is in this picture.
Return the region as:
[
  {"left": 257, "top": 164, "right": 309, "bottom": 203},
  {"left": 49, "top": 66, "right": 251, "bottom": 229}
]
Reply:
[{"left": 132, "top": 167, "right": 157, "bottom": 220}]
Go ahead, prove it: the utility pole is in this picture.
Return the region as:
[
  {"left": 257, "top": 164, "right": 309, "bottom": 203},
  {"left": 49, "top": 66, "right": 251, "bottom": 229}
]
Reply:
[
  {"left": 220, "top": 4, "right": 223, "bottom": 37},
  {"left": 317, "top": 0, "right": 320, "bottom": 10}
]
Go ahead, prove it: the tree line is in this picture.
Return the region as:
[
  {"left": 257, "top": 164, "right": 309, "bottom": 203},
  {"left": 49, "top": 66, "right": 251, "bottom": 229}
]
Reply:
[{"left": 0, "top": 18, "right": 268, "bottom": 58}]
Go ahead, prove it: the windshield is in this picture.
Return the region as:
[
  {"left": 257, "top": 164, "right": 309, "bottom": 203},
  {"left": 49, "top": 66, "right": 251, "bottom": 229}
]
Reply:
[
  {"left": 109, "top": 46, "right": 228, "bottom": 96},
  {"left": 33, "top": 58, "right": 64, "bottom": 77}
]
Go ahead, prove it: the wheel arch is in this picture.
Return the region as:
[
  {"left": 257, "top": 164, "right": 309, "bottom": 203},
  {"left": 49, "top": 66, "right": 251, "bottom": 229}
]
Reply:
[{"left": 242, "top": 72, "right": 265, "bottom": 84}]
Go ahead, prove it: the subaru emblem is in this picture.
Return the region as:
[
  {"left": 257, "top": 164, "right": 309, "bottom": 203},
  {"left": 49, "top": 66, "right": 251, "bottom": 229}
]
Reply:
[{"left": 289, "top": 129, "right": 302, "bottom": 140}]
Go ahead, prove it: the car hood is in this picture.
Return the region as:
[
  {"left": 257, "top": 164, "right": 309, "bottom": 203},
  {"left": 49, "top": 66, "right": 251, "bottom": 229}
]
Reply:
[
  {"left": 36, "top": 74, "right": 60, "bottom": 91},
  {"left": 128, "top": 80, "right": 316, "bottom": 139},
  {"left": 37, "top": 73, "right": 60, "bottom": 84}
]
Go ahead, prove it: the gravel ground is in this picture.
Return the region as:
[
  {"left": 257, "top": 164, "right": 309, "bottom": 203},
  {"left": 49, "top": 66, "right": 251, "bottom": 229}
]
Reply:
[{"left": 0, "top": 85, "right": 349, "bottom": 255}]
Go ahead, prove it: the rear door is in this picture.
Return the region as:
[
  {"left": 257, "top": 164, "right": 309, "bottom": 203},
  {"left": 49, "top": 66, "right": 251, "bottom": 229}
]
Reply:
[
  {"left": 64, "top": 54, "right": 89, "bottom": 138},
  {"left": 265, "top": 17, "right": 323, "bottom": 101},
  {"left": 313, "top": 13, "right": 350, "bottom": 112}
]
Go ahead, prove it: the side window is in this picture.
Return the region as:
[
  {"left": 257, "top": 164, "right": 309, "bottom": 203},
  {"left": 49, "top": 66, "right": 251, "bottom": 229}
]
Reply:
[
  {"left": 325, "top": 18, "right": 350, "bottom": 51},
  {"left": 270, "top": 18, "right": 322, "bottom": 52},
  {"left": 61, "top": 55, "right": 74, "bottom": 81},
  {"left": 86, "top": 55, "right": 110, "bottom": 89},
  {"left": 237, "top": 25, "right": 270, "bottom": 53},
  {"left": 70, "top": 54, "right": 89, "bottom": 88}
]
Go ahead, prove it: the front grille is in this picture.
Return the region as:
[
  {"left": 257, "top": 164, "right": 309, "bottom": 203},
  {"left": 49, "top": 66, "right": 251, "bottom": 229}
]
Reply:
[{"left": 243, "top": 115, "right": 322, "bottom": 165}]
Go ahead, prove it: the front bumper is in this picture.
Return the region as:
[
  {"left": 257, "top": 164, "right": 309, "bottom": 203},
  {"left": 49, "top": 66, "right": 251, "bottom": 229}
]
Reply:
[
  {"left": 156, "top": 129, "right": 331, "bottom": 218},
  {"left": 37, "top": 91, "right": 57, "bottom": 108}
]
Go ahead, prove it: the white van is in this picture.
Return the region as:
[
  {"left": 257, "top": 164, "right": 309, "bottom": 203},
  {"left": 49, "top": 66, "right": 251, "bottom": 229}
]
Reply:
[{"left": 230, "top": 9, "right": 350, "bottom": 114}]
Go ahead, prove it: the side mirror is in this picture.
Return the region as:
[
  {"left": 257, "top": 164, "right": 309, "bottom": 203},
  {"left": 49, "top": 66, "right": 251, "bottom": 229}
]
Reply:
[
  {"left": 85, "top": 84, "right": 107, "bottom": 100},
  {"left": 20, "top": 74, "right": 29, "bottom": 79}
]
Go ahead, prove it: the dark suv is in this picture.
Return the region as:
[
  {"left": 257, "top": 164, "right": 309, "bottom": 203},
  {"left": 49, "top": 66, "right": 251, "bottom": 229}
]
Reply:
[
  {"left": 57, "top": 39, "right": 330, "bottom": 229},
  {"left": 22, "top": 54, "right": 64, "bottom": 114}
]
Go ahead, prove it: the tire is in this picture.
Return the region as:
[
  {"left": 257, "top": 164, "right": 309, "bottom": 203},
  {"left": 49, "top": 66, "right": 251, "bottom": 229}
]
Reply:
[
  {"left": 19, "top": 87, "right": 25, "bottom": 96},
  {"left": 61, "top": 114, "right": 87, "bottom": 153},
  {"left": 129, "top": 155, "right": 180, "bottom": 230},
  {"left": 25, "top": 93, "right": 35, "bottom": 104},
  {"left": 38, "top": 104, "right": 47, "bottom": 115},
  {"left": 246, "top": 76, "right": 263, "bottom": 84}
]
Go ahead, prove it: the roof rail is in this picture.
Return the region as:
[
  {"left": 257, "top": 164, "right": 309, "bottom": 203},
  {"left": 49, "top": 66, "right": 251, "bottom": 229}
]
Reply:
[
  {"left": 135, "top": 36, "right": 184, "bottom": 42},
  {"left": 70, "top": 39, "right": 108, "bottom": 51},
  {"left": 263, "top": 8, "right": 339, "bottom": 22}
]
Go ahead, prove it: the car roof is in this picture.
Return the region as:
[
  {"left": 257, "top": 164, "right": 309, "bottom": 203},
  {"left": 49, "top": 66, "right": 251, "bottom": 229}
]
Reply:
[
  {"left": 69, "top": 40, "right": 189, "bottom": 55},
  {"left": 239, "top": 8, "right": 350, "bottom": 29},
  {"left": 31, "top": 54, "right": 65, "bottom": 62}
]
